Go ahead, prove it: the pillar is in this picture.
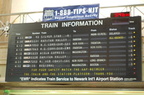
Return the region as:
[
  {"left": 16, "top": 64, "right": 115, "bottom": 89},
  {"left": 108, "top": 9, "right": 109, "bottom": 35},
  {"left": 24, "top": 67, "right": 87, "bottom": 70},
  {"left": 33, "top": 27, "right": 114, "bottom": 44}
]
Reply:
[{"left": 0, "top": 0, "right": 12, "bottom": 82}]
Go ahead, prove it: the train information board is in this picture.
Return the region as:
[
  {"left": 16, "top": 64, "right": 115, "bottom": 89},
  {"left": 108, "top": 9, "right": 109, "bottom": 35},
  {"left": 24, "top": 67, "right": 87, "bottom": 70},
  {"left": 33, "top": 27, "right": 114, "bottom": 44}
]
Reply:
[{"left": 6, "top": 16, "right": 142, "bottom": 82}]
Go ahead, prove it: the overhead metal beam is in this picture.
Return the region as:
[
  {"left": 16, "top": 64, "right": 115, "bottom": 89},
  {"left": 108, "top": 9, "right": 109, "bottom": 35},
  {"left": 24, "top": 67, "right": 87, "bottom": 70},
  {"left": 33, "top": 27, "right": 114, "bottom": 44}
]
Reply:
[
  {"left": 0, "top": 11, "right": 42, "bottom": 17},
  {"left": 100, "top": 4, "right": 144, "bottom": 8},
  {"left": 0, "top": 4, "right": 144, "bottom": 17}
]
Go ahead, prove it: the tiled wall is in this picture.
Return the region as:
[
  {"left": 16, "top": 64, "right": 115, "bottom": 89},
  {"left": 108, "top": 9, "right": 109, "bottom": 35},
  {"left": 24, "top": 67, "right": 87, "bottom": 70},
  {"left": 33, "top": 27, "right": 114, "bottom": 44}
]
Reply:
[{"left": 0, "top": 42, "right": 7, "bottom": 81}]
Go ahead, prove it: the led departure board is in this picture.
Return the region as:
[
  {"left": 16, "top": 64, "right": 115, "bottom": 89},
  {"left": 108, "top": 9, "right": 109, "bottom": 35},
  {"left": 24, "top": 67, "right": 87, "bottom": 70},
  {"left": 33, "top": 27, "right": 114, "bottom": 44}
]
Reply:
[{"left": 6, "top": 16, "right": 142, "bottom": 82}]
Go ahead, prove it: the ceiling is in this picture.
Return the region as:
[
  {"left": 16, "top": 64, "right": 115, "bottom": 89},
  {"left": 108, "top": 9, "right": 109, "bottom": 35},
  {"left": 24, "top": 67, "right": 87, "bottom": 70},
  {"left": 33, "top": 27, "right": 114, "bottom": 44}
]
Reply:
[{"left": 11, "top": 0, "right": 144, "bottom": 12}]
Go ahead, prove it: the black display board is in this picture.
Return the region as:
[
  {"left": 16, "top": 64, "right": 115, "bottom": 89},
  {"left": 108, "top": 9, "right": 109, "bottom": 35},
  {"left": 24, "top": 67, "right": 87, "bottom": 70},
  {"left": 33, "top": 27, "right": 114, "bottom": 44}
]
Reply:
[{"left": 6, "top": 16, "right": 142, "bottom": 82}]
